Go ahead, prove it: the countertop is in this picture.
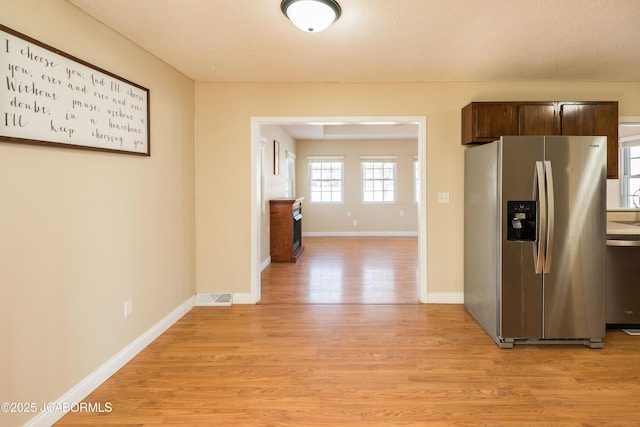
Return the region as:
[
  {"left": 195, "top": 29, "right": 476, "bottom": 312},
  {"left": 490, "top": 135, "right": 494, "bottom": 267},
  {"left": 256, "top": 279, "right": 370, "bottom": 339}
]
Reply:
[
  {"left": 607, "top": 210, "right": 640, "bottom": 236},
  {"left": 607, "top": 221, "right": 640, "bottom": 236}
]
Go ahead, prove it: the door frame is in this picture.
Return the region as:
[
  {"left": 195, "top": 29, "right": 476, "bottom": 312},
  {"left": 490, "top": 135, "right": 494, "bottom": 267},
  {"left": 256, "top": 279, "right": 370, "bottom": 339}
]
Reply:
[{"left": 249, "top": 116, "right": 428, "bottom": 303}]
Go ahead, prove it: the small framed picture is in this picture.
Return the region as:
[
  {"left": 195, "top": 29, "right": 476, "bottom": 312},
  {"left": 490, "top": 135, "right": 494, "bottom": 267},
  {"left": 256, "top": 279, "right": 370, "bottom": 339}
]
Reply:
[{"left": 274, "top": 140, "right": 280, "bottom": 175}]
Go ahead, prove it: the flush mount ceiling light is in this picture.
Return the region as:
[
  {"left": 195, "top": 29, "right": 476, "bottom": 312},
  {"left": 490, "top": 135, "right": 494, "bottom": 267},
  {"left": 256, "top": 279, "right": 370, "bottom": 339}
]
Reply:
[{"left": 280, "top": 0, "right": 341, "bottom": 33}]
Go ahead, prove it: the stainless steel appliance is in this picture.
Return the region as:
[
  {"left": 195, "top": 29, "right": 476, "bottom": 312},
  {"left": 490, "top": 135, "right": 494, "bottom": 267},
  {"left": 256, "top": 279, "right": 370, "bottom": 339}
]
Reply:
[
  {"left": 464, "top": 136, "right": 607, "bottom": 348},
  {"left": 606, "top": 235, "right": 640, "bottom": 325}
]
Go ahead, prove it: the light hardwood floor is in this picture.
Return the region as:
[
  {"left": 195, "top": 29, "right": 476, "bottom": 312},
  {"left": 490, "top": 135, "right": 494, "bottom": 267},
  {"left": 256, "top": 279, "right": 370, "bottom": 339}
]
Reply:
[
  {"left": 259, "top": 236, "right": 420, "bottom": 304},
  {"left": 56, "top": 237, "right": 640, "bottom": 426}
]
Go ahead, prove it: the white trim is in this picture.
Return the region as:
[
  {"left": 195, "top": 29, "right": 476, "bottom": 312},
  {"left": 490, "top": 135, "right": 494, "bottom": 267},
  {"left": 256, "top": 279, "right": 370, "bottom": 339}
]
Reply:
[
  {"left": 306, "top": 155, "right": 344, "bottom": 160},
  {"left": 619, "top": 116, "right": 640, "bottom": 125},
  {"left": 250, "top": 117, "right": 262, "bottom": 304},
  {"left": 25, "top": 296, "right": 195, "bottom": 427},
  {"left": 232, "top": 292, "right": 259, "bottom": 304},
  {"left": 260, "top": 256, "right": 271, "bottom": 271},
  {"left": 619, "top": 135, "right": 640, "bottom": 148},
  {"left": 303, "top": 231, "right": 418, "bottom": 237},
  {"left": 360, "top": 155, "right": 397, "bottom": 160},
  {"left": 417, "top": 116, "right": 428, "bottom": 303},
  {"left": 426, "top": 292, "right": 464, "bottom": 304},
  {"left": 619, "top": 117, "right": 640, "bottom": 147}
]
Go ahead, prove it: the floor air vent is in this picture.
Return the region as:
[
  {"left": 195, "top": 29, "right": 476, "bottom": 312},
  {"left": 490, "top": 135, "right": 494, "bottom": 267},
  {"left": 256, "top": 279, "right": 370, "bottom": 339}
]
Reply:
[{"left": 195, "top": 293, "right": 233, "bottom": 306}]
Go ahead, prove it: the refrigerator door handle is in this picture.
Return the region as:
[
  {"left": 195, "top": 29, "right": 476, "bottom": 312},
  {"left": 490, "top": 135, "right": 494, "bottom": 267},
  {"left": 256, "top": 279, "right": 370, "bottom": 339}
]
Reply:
[
  {"left": 544, "top": 161, "right": 554, "bottom": 273},
  {"left": 534, "top": 161, "right": 546, "bottom": 274}
]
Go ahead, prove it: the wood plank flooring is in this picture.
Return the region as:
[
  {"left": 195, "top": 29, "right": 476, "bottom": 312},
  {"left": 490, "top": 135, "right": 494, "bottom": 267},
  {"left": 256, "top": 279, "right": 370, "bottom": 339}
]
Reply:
[
  {"left": 259, "top": 236, "right": 419, "bottom": 304},
  {"left": 56, "top": 237, "right": 640, "bottom": 426}
]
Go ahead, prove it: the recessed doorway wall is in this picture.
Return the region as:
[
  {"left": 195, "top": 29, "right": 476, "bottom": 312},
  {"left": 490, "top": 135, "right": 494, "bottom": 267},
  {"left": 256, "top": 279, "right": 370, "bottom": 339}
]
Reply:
[{"left": 250, "top": 116, "right": 428, "bottom": 304}]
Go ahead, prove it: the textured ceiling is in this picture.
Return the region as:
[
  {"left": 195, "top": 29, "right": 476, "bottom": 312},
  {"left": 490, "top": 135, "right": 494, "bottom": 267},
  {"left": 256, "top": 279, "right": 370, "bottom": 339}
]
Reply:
[{"left": 68, "top": 0, "right": 640, "bottom": 83}]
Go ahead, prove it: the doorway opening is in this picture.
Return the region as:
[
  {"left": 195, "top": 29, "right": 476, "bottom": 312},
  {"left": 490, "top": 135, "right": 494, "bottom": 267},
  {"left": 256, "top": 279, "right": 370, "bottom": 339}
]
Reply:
[{"left": 250, "top": 116, "right": 428, "bottom": 304}]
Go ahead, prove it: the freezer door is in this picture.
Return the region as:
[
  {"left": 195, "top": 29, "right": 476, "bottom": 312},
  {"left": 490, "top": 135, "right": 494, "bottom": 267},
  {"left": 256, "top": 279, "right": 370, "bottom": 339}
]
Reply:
[
  {"left": 500, "top": 136, "right": 544, "bottom": 339},
  {"left": 542, "top": 136, "right": 606, "bottom": 339}
]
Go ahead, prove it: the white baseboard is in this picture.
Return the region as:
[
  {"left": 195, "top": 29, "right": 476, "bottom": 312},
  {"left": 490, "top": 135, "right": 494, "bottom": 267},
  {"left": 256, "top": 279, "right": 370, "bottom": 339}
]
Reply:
[
  {"left": 260, "top": 256, "right": 271, "bottom": 271},
  {"left": 303, "top": 231, "right": 418, "bottom": 237},
  {"left": 231, "top": 292, "right": 259, "bottom": 304},
  {"left": 426, "top": 292, "right": 464, "bottom": 304},
  {"left": 25, "top": 295, "right": 195, "bottom": 427}
]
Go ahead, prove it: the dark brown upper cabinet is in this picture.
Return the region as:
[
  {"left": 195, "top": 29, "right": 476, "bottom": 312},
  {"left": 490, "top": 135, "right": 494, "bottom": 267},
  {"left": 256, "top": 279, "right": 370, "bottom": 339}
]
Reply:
[
  {"left": 461, "top": 102, "right": 517, "bottom": 144},
  {"left": 461, "top": 101, "right": 619, "bottom": 178},
  {"left": 517, "top": 103, "right": 559, "bottom": 135}
]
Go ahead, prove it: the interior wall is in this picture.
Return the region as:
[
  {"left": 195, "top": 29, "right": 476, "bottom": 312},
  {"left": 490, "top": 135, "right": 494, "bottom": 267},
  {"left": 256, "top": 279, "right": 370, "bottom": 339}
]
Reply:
[
  {"left": 195, "top": 81, "right": 640, "bottom": 297},
  {"left": 296, "top": 138, "right": 418, "bottom": 234},
  {"left": 1, "top": 1, "right": 196, "bottom": 425},
  {"left": 607, "top": 179, "right": 622, "bottom": 208}
]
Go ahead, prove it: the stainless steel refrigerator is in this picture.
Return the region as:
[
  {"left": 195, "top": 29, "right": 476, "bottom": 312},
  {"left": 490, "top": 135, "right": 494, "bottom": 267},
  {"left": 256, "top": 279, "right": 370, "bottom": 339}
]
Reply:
[{"left": 464, "top": 136, "right": 607, "bottom": 348}]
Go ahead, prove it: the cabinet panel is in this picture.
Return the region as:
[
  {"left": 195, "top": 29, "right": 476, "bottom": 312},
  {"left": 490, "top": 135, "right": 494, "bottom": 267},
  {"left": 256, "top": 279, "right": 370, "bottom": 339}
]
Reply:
[
  {"left": 462, "top": 103, "right": 517, "bottom": 144},
  {"left": 518, "top": 103, "right": 558, "bottom": 135},
  {"left": 560, "top": 102, "right": 618, "bottom": 179},
  {"left": 474, "top": 103, "right": 517, "bottom": 140}
]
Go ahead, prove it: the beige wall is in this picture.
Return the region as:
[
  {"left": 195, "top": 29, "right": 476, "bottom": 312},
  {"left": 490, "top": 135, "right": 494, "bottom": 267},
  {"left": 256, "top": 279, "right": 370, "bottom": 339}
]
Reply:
[
  {"left": 195, "top": 81, "right": 640, "bottom": 298},
  {"left": 1, "top": 1, "right": 195, "bottom": 425},
  {"left": 296, "top": 138, "right": 418, "bottom": 234}
]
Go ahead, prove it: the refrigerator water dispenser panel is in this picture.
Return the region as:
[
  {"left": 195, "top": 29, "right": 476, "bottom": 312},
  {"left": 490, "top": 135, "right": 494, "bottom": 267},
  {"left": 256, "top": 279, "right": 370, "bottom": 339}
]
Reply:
[{"left": 507, "top": 200, "right": 536, "bottom": 241}]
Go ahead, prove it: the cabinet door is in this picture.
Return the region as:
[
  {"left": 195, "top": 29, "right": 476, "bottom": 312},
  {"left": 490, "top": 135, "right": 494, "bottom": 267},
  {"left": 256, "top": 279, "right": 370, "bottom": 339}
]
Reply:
[
  {"left": 517, "top": 103, "right": 558, "bottom": 135},
  {"left": 559, "top": 102, "right": 619, "bottom": 178},
  {"left": 474, "top": 103, "right": 517, "bottom": 141},
  {"left": 462, "top": 103, "right": 517, "bottom": 144}
]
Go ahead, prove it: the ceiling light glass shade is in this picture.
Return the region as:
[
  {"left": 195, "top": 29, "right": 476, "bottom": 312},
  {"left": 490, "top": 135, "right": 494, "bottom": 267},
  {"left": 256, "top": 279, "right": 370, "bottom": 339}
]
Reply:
[{"left": 281, "top": 0, "right": 341, "bottom": 33}]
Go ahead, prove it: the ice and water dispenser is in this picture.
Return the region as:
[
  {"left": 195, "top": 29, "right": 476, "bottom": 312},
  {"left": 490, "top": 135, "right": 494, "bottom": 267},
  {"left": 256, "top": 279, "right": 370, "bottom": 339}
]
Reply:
[{"left": 507, "top": 201, "right": 537, "bottom": 242}]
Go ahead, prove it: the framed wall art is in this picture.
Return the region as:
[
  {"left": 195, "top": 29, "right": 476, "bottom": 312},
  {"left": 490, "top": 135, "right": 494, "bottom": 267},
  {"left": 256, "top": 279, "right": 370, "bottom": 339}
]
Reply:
[
  {"left": 0, "top": 24, "right": 150, "bottom": 156},
  {"left": 274, "top": 140, "right": 279, "bottom": 175}
]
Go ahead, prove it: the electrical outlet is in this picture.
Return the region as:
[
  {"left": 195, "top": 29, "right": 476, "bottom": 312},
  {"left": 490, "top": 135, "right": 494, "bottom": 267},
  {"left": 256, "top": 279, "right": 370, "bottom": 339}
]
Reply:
[
  {"left": 437, "top": 192, "right": 450, "bottom": 204},
  {"left": 353, "top": 220, "right": 357, "bottom": 227},
  {"left": 124, "top": 299, "right": 133, "bottom": 318},
  {"left": 400, "top": 210, "right": 405, "bottom": 217},
  {"left": 346, "top": 211, "right": 351, "bottom": 217}
]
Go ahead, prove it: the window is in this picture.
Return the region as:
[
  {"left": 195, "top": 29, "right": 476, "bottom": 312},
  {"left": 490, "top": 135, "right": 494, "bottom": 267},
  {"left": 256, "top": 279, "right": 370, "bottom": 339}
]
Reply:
[
  {"left": 621, "top": 145, "right": 640, "bottom": 208},
  {"left": 308, "top": 157, "right": 343, "bottom": 203},
  {"left": 361, "top": 157, "right": 396, "bottom": 203},
  {"left": 285, "top": 151, "right": 296, "bottom": 198}
]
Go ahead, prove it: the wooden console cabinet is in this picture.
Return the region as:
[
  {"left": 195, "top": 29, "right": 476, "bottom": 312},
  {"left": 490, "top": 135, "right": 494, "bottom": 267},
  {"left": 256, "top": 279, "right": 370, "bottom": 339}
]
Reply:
[
  {"left": 461, "top": 101, "right": 619, "bottom": 178},
  {"left": 270, "top": 198, "right": 304, "bottom": 262}
]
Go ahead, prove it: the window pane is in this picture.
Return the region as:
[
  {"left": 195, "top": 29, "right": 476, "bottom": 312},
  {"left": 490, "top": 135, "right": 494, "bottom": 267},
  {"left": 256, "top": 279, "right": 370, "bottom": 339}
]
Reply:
[
  {"left": 361, "top": 160, "right": 396, "bottom": 203},
  {"left": 309, "top": 160, "right": 343, "bottom": 204},
  {"left": 630, "top": 177, "right": 640, "bottom": 208},
  {"left": 622, "top": 146, "right": 640, "bottom": 207}
]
